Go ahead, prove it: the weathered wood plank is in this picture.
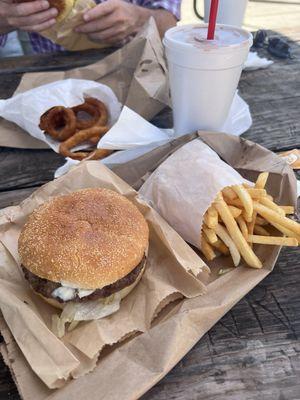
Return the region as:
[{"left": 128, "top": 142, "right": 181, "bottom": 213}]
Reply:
[
  {"left": 0, "top": 49, "right": 113, "bottom": 76},
  {"left": 0, "top": 188, "right": 36, "bottom": 210},
  {"left": 0, "top": 148, "right": 64, "bottom": 191}
]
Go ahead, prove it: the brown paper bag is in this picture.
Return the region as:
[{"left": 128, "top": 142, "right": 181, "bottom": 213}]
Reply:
[
  {"left": 0, "top": 132, "right": 297, "bottom": 400},
  {"left": 0, "top": 161, "right": 208, "bottom": 389},
  {"left": 0, "top": 18, "right": 170, "bottom": 149}
]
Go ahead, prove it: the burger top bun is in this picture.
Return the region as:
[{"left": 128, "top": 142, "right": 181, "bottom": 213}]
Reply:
[
  {"left": 16, "top": 0, "right": 74, "bottom": 23},
  {"left": 18, "top": 188, "right": 149, "bottom": 290}
]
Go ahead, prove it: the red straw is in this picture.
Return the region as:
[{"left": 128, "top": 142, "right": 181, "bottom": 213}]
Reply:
[{"left": 207, "top": 0, "right": 219, "bottom": 40}]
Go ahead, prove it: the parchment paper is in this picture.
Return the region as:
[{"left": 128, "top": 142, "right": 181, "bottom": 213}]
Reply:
[
  {"left": 0, "top": 18, "right": 169, "bottom": 149},
  {"left": 139, "top": 139, "right": 252, "bottom": 247},
  {"left": 0, "top": 161, "right": 208, "bottom": 389},
  {"left": 0, "top": 132, "right": 297, "bottom": 400}
]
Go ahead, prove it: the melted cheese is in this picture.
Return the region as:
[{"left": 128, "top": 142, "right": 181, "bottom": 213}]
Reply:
[
  {"left": 52, "top": 284, "right": 95, "bottom": 301},
  {"left": 52, "top": 287, "right": 76, "bottom": 301}
]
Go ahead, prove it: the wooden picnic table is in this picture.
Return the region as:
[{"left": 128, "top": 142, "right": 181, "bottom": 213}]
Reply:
[{"left": 0, "top": 27, "right": 299, "bottom": 400}]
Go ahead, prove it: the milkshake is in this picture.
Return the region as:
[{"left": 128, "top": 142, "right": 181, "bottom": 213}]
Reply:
[{"left": 163, "top": 24, "right": 252, "bottom": 135}]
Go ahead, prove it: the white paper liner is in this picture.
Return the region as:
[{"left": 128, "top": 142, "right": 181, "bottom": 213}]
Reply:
[
  {"left": 139, "top": 139, "right": 252, "bottom": 248},
  {"left": 0, "top": 79, "right": 121, "bottom": 152}
]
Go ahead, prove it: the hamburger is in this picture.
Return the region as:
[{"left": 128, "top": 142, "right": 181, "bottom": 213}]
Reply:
[
  {"left": 18, "top": 188, "right": 149, "bottom": 311},
  {"left": 17, "top": 0, "right": 74, "bottom": 22}
]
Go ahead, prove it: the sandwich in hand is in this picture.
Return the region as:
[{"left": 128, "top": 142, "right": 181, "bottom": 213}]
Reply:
[{"left": 17, "top": 0, "right": 75, "bottom": 22}]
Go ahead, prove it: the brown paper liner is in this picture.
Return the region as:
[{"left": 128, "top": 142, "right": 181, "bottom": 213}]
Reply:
[
  {"left": 0, "top": 132, "right": 297, "bottom": 399},
  {"left": 0, "top": 161, "right": 208, "bottom": 389}
]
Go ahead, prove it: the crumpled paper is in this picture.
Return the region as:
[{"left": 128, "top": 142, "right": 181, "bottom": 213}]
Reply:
[
  {"left": 0, "top": 161, "right": 208, "bottom": 389},
  {"left": 244, "top": 51, "right": 273, "bottom": 71},
  {"left": 55, "top": 101, "right": 251, "bottom": 178},
  {"left": 0, "top": 79, "right": 121, "bottom": 152}
]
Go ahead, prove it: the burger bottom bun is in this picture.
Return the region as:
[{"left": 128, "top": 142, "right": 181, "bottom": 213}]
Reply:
[{"left": 33, "top": 262, "right": 146, "bottom": 311}]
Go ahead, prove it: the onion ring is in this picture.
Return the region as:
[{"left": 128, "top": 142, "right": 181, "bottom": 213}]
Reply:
[
  {"left": 72, "top": 97, "right": 109, "bottom": 130},
  {"left": 72, "top": 103, "right": 100, "bottom": 130},
  {"left": 59, "top": 126, "right": 109, "bottom": 160},
  {"left": 84, "top": 149, "right": 113, "bottom": 160},
  {"left": 39, "top": 106, "right": 77, "bottom": 141}
]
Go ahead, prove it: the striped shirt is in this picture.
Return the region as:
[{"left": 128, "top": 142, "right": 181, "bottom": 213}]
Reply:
[{"left": 0, "top": 0, "right": 180, "bottom": 54}]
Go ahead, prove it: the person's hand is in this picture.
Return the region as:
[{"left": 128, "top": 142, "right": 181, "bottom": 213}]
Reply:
[
  {"left": 75, "top": 0, "right": 148, "bottom": 44},
  {"left": 0, "top": 0, "right": 58, "bottom": 32}
]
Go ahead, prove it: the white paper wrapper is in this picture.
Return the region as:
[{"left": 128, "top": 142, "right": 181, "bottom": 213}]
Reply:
[
  {"left": 139, "top": 139, "right": 252, "bottom": 248},
  {"left": 55, "top": 97, "right": 251, "bottom": 178},
  {"left": 98, "top": 106, "right": 175, "bottom": 150},
  {"left": 244, "top": 51, "right": 273, "bottom": 71},
  {"left": 98, "top": 95, "right": 251, "bottom": 151},
  {"left": 55, "top": 141, "right": 169, "bottom": 178},
  {"left": 0, "top": 79, "right": 121, "bottom": 152}
]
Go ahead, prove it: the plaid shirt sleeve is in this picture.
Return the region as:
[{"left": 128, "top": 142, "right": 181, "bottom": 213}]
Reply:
[
  {"left": 0, "top": 34, "right": 8, "bottom": 47},
  {"left": 135, "top": 0, "right": 181, "bottom": 20}
]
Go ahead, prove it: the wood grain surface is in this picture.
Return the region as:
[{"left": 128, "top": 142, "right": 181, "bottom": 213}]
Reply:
[{"left": 0, "top": 27, "right": 299, "bottom": 400}]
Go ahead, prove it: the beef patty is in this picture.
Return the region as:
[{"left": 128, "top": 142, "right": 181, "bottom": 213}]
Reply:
[{"left": 22, "top": 257, "right": 145, "bottom": 304}]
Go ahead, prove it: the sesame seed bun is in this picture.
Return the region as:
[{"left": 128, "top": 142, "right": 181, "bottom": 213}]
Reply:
[{"left": 18, "top": 188, "right": 149, "bottom": 290}]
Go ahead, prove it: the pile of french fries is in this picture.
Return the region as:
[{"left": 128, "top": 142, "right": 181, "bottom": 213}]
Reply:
[{"left": 200, "top": 172, "right": 300, "bottom": 269}]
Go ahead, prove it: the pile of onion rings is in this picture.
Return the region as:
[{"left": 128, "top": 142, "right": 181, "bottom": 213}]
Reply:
[{"left": 39, "top": 97, "right": 112, "bottom": 160}]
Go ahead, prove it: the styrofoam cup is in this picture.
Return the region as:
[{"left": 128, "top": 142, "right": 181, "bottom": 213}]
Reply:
[
  {"left": 204, "top": 0, "right": 248, "bottom": 28},
  {"left": 163, "top": 24, "right": 252, "bottom": 135}
]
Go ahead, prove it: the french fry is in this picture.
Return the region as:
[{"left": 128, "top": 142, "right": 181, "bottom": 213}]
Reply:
[
  {"left": 243, "top": 183, "right": 251, "bottom": 189},
  {"left": 202, "top": 225, "right": 218, "bottom": 244},
  {"left": 237, "top": 216, "right": 248, "bottom": 240},
  {"left": 214, "top": 198, "right": 262, "bottom": 268},
  {"left": 203, "top": 213, "right": 218, "bottom": 229},
  {"left": 200, "top": 236, "right": 216, "bottom": 261},
  {"left": 266, "top": 194, "right": 273, "bottom": 201},
  {"left": 222, "top": 187, "right": 237, "bottom": 200},
  {"left": 215, "top": 224, "right": 241, "bottom": 266},
  {"left": 254, "top": 225, "right": 270, "bottom": 236},
  {"left": 255, "top": 172, "right": 269, "bottom": 189},
  {"left": 271, "top": 222, "right": 300, "bottom": 242},
  {"left": 247, "top": 211, "right": 257, "bottom": 248},
  {"left": 255, "top": 216, "right": 268, "bottom": 226},
  {"left": 207, "top": 206, "right": 218, "bottom": 218},
  {"left": 228, "top": 205, "right": 242, "bottom": 219},
  {"left": 260, "top": 197, "right": 285, "bottom": 216},
  {"left": 246, "top": 188, "right": 267, "bottom": 199},
  {"left": 232, "top": 185, "right": 253, "bottom": 222},
  {"left": 211, "top": 239, "right": 230, "bottom": 255},
  {"left": 280, "top": 206, "right": 295, "bottom": 215},
  {"left": 253, "top": 202, "right": 300, "bottom": 236},
  {"left": 226, "top": 198, "right": 244, "bottom": 208},
  {"left": 248, "top": 235, "right": 298, "bottom": 246}
]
